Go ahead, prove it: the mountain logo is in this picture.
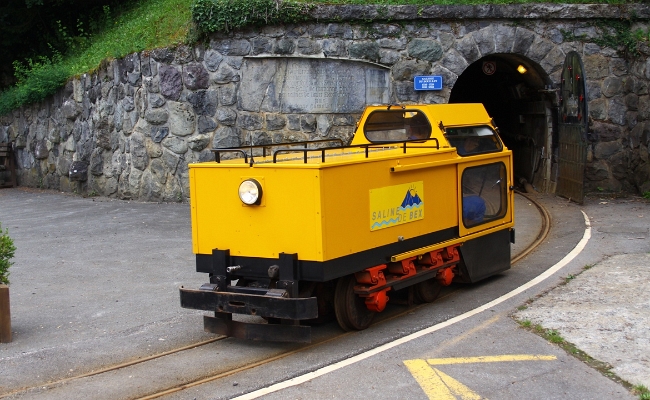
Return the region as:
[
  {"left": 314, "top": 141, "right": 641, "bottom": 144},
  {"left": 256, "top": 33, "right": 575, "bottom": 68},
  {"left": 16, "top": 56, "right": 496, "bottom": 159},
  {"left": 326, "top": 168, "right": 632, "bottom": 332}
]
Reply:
[
  {"left": 399, "top": 187, "right": 423, "bottom": 210},
  {"left": 370, "top": 181, "right": 425, "bottom": 231}
]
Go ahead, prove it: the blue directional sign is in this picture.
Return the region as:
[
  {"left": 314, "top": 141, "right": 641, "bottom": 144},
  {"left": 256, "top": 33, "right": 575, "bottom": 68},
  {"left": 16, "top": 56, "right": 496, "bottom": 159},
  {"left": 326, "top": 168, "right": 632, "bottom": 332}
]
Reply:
[{"left": 414, "top": 75, "right": 443, "bottom": 91}]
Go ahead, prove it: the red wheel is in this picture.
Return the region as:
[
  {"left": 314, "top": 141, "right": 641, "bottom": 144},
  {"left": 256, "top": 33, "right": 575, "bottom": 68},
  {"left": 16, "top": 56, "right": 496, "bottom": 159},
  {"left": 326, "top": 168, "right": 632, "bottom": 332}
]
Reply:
[{"left": 334, "top": 275, "right": 375, "bottom": 331}]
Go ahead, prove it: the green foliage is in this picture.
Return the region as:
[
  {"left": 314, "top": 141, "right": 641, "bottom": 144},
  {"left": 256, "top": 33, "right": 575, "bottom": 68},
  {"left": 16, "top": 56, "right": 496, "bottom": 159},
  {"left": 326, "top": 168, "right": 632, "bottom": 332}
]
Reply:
[
  {"left": 0, "top": 0, "right": 192, "bottom": 115},
  {"left": 0, "top": 54, "right": 70, "bottom": 116},
  {"left": 593, "top": 20, "right": 649, "bottom": 58},
  {"left": 0, "top": 222, "right": 16, "bottom": 285},
  {"left": 192, "top": 0, "right": 312, "bottom": 33},
  {"left": 643, "top": 191, "right": 650, "bottom": 200},
  {"left": 545, "top": 329, "right": 564, "bottom": 344},
  {"left": 635, "top": 385, "right": 650, "bottom": 400}
]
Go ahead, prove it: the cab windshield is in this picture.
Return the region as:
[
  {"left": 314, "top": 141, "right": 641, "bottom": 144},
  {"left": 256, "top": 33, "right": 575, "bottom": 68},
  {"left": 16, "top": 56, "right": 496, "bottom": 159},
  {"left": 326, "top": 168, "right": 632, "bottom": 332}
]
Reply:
[
  {"left": 445, "top": 126, "right": 502, "bottom": 156},
  {"left": 364, "top": 110, "right": 431, "bottom": 143}
]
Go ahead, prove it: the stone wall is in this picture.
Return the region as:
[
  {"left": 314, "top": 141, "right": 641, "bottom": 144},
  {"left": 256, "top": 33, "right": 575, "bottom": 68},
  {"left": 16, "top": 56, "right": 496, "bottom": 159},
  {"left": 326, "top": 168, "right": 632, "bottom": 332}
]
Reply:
[{"left": 0, "top": 4, "right": 649, "bottom": 200}]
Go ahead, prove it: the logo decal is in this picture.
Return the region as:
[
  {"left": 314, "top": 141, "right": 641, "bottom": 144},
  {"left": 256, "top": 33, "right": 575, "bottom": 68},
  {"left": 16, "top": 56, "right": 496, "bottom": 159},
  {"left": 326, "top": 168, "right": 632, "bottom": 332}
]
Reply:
[{"left": 370, "top": 182, "right": 425, "bottom": 231}]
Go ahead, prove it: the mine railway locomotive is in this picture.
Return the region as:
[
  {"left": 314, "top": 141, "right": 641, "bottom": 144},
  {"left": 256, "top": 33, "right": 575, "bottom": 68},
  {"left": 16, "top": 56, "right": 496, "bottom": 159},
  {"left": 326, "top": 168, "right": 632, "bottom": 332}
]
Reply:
[{"left": 180, "top": 103, "right": 515, "bottom": 343}]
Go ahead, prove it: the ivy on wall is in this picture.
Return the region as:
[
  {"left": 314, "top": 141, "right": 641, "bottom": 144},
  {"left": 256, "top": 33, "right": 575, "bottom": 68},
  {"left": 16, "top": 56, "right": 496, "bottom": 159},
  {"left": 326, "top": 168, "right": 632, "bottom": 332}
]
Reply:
[
  {"left": 192, "top": 0, "right": 313, "bottom": 33},
  {"left": 592, "top": 20, "right": 650, "bottom": 58},
  {"left": 562, "top": 19, "right": 650, "bottom": 59}
]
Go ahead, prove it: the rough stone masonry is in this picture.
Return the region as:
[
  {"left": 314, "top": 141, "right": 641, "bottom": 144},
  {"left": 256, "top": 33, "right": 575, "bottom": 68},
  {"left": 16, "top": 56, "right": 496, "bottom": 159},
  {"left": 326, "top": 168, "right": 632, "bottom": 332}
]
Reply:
[{"left": 0, "top": 4, "right": 649, "bottom": 201}]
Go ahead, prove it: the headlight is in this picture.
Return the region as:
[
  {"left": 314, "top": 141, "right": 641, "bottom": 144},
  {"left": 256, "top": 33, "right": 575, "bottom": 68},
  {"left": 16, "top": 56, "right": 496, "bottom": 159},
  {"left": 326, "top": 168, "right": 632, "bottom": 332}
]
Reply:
[{"left": 238, "top": 179, "right": 263, "bottom": 205}]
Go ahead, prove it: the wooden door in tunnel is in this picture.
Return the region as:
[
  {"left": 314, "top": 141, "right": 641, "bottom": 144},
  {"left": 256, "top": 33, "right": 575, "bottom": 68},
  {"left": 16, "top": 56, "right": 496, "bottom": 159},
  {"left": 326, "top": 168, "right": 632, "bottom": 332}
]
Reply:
[{"left": 556, "top": 51, "right": 588, "bottom": 204}]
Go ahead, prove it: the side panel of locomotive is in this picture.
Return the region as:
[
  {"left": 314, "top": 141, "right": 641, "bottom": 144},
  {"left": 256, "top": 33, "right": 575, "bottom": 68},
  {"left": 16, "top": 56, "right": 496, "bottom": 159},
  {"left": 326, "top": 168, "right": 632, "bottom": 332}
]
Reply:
[{"left": 189, "top": 152, "right": 462, "bottom": 264}]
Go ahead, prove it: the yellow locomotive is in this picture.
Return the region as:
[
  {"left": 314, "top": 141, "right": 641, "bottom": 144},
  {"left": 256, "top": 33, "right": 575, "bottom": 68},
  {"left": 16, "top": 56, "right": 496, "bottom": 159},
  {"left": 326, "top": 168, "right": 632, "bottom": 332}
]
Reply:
[{"left": 180, "top": 103, "right": 514, "bottom": 342}]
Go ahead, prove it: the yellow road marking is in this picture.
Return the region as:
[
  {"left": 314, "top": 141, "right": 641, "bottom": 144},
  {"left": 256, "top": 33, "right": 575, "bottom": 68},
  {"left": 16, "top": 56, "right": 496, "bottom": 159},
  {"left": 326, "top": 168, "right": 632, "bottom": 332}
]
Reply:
[
  {"left": 404, "top": 359, "right": 482, "bottom": 400},
  {"left": 405, "top": 355, "right": 556, "bottom": 399},
  {"left": 435, "top": 368, "right": 483, "bottom": 400},
  {"left": 427, "top": 354, "right": 557, "bottom": 365}
]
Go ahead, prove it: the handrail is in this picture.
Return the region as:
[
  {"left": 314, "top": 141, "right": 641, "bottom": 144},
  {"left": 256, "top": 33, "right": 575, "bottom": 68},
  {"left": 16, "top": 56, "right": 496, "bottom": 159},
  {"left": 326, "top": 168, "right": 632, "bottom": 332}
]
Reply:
[
  {"left": 211, "top": 138, "right": 344, "bottom": 163},
  {"left": 273, "top": 138, "right": 440, "bottom": 164},
  {"left": 211, "top": 137, "right": 439, "bottom": 165}
]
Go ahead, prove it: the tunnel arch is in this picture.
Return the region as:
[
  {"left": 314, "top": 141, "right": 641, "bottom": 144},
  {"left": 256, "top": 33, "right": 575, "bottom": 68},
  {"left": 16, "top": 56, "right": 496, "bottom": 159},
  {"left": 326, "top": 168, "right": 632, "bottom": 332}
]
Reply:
[{"left": 449, "top": 53, "right": 559, "bottom": 193}]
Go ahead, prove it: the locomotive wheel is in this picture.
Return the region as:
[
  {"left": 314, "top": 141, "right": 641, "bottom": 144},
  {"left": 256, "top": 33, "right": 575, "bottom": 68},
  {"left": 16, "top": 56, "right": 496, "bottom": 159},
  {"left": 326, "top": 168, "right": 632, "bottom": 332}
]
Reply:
[
  {"left": 334, "top": 275, "right": 375, "bottom": 331},
  {"left": 414, "top": 278, "right": 442, "bottom": 303}
]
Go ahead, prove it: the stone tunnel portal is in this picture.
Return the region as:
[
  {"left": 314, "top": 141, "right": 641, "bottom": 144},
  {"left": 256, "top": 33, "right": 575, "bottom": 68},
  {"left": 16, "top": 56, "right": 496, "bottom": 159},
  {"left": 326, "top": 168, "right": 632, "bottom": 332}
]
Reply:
[{"left": 449, "top": 54, "right": 558, "bottom": 193}]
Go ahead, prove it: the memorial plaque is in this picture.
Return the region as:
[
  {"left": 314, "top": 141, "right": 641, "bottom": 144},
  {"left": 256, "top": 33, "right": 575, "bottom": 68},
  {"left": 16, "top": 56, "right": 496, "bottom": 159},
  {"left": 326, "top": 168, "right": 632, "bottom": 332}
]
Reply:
[{"left": 240, "top": 58, "right": 391, "bottom": 113}]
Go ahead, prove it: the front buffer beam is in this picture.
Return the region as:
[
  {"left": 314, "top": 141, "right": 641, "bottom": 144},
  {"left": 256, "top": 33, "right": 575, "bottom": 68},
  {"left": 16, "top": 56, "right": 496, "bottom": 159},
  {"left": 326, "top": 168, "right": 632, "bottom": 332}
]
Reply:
[{"left": 179, "top": 286, "right": 318, "bottom": 343}]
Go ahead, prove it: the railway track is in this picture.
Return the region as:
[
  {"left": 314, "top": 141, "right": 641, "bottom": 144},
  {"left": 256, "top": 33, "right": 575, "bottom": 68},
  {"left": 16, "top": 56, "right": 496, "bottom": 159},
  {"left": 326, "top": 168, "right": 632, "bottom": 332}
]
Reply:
[{"left": 1, "top": 193, "right": 550, "bottom": 400}]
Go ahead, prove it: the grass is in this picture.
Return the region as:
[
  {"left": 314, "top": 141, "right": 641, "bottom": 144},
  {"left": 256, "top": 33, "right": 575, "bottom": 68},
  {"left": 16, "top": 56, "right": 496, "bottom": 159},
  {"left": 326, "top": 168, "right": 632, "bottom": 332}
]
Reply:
[
  {"left": 635, "top": 385, "right": 650, "bottom": 400},
  {"left": 0, "top": 0, "right": 192, "bottom": 115},
  {"left": 67, "top": 0, "right": 192, "bottom": 75},
  {"left": 0, "top": 0, "right": 642, "bottom": 115}
]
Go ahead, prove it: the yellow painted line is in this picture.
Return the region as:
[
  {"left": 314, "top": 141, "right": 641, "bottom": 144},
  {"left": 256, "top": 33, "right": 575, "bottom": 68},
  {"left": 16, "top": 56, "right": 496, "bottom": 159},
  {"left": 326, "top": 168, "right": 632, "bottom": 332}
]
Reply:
[
  {"left": 405, "top": 354, "right": 554, "bottom": 399},
  {"left": 427, "top": 354, "right": 557, "bottom": 365},
  {"left": 403, "top": 360, "right": 456, "bottom": 400},
  {"left": 435, "top": 368, "right": 483, "bottom": 400}
]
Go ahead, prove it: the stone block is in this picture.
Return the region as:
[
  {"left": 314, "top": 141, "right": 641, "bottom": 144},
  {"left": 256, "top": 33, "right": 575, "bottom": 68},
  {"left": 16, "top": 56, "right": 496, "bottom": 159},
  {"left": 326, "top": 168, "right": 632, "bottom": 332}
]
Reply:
[
  {"left": 69, "top": 161, "right": 88, "bottom": 181},
  {"left": 322, "top": 39, "right": 347, "bottom": 57},
  {"left": 472, "top": 26, "right": 496, "bottom": 56},
  {"left": 349, "top": 42, "right": 380, "bottom": 62},
  {"left": 440, "top": 49, "right": 469, "bottom": 76},
  {"left": 594, "top": 140, "right": 622, "bottom": 160},
  {"left": 187, "top": 90, "right": 218, "bottom": 116},
  {"left": 161, "top": 136, "right": 188, "bottom": 155},
  {"left": 602, "top": 77, "right": 624, "bottom": 98},
  {"left": 216, "top": 108, "right": 237, "bottom": 126},
  {"left": 512, "top": 27, "right": 535, "bottom": 56},
  {"left": 582, "top": 54, "right": 609, "bottom": 80},
  {"left": 204, "top": 49, "right": 224, "bottom": 72},
  {"left": 183, "top": 63, "right": 210, "bottom": 90},
  {"left": 198, "top": 116, "right": 217, "bottom": 134},
  {"left": 211, "top": 39, "right": 251, "bottom": 56},
  {"left": 159, "top": 65, "right": 182, "bottom": 101},
  {"left": 168, "top": 101, "right": 196, "bottom": 136},
  {"left": 456, "top": 35, "right": 480, "bottom": 64},
  {"left": 589, "top": 98, "right": 608, "bottom": 121},
  {"left": 407, "top": 39, "right": 443, "bottom": 62},
  {"left": 607, "top": 95, "right": 627, "bottom": 126}
]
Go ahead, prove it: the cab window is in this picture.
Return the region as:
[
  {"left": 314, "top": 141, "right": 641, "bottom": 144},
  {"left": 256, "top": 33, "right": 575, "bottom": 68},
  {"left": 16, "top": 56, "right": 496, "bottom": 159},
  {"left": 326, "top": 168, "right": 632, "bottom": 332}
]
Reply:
[
  {"left": 364, "top": 110, "right": 431, "bottom": 143},
  {"left": 446, "top": 126, "right": 502, "bottom": 156},
  {"left": 461, "top": 163, "right": 507, "bottom": 228}
]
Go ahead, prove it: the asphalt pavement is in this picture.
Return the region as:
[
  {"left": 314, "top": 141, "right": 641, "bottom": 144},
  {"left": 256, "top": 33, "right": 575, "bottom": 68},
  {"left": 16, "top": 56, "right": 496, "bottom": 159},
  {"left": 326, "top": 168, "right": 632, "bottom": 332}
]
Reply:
[{"left": 0, "top": 187, "right": 648, "bottom": 399}]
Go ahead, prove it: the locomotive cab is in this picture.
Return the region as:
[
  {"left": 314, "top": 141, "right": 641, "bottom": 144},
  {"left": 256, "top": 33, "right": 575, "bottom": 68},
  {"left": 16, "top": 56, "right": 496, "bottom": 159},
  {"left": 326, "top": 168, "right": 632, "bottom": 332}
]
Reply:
[{"left": 180, "top": 103, "right": 514, "bottom": 342}]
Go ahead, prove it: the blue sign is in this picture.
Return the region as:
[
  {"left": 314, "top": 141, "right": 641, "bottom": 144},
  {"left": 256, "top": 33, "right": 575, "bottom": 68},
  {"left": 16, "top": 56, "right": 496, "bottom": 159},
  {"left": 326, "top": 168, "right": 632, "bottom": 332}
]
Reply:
[{"left": 414, "top": 75, "right": 443, "bottom": 91}]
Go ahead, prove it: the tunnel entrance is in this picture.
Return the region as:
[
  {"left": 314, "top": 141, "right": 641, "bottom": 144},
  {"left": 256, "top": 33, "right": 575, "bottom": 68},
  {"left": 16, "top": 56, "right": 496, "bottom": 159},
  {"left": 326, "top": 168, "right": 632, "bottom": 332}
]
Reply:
[{"left": 449, "top": 54, "right": 558, "bottom": 193}]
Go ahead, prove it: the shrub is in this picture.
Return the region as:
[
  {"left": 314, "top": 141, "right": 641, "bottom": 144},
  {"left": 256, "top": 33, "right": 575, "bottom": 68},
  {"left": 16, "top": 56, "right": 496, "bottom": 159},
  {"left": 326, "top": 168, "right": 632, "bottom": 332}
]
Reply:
[
  {"left": 0, "top": 222, "right": 16, "bottom": 285},
  {"left": 0, "top": 55, "right": 70, "bottom": 116},
  {"left": 192, "top": 0, "right": 312, "bottom": 33}
]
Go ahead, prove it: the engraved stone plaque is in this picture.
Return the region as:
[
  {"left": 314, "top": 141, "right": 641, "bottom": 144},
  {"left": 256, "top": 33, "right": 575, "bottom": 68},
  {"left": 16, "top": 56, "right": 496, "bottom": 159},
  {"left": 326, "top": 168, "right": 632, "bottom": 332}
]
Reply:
[{"left": 239, "top": 58, "right": 391, "bottom": 113}]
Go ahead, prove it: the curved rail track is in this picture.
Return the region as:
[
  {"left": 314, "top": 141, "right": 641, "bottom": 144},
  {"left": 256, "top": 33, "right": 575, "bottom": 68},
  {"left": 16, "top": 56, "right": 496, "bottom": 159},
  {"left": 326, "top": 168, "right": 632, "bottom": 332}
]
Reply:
[{"left": 0, "top": 193, "right": 550, "bottom": 400}]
